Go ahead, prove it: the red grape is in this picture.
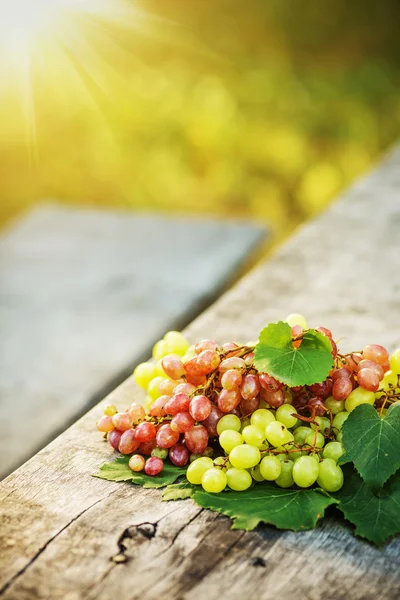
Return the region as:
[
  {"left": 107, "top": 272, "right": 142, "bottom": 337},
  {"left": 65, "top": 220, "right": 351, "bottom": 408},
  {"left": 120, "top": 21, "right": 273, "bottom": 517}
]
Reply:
[
  {"left": 260, "top": 387, "right": 284, "bottom": 407},
  {"left": 221, "top": 369, "right": 242, "bottom": 390},
  {"left": 128, "top": 403, "right": 146, "bottom": 423},
  {"left": 119, "top": 429, "right": 140, "bottom": 454},
  {"left": 184, "top": 357, "right": 205, "bottom": 378},
  {"left": 259, "top": 373, "right": 282, "bottom": 392},
  {"left": 149, "top": 395, "right": 170, "bottom": 417},
  {"left": 331, "top": 367, "right": 352, "bottom": 381},
  {"left": 145, "top": 456, "right": 164, "bottom": 476},
  {"left": 159, "top": 378, "right": 179, "bottom": 396},
  {"left": 309, "top": 379, "right": 332, "bottom": 399},
  {"left": 171, "top": 412, "right": 195, "bottom": 433},
  {"left": 356, "top": 359, "right": 384, "bottom": 381},
  {"left": 173, "top": 382, "right": 196, "bottom": 396},
  {"left": 240, "top": 373, "right": 261, "bottom": 400},
  {"left": 197, "top": 349, "right": 221, "bottom": 374},
  {"left": 139, "top": 439, "right": 157, "bottom": 455},
  {"left": 202, "top": 405, "right": 223, "bottom": 436},
  {"left": 184, "top": 425, "right": 209, "bottom": 454},
  {"left": 362, "top": 344, "right": 389, "bottom": 366},
  {"left": 244, "top": 352, "right": 254, "bottom": 366},
  {"left": 128, "top": 454, "right": 145, "bottom": 472},
  {"left": 108, "top": 429, "right": 122, "bottom": 450},
  {"left": 217, "top": 388, "right": 241, "bottom": 412},
  {"left": 97, "top": 415, "right": 114, "bottom": 433},
  {"left": 195, "top": 339, "right": 218, "bottom": 354},
  {"left": 165, "top": 393, "right": 191, "bottom": 416},
  {"left": 156, "top": 424, "right": 180, "bottom": 448},
  {"left": 308, "top": 396, "right": 326, "bottom": 416},
  {"left": 161, "top": 355, "right": 185, "bottom": 380},
  {"left": 221, "top": 342, "right": 239, "bottom": 354},
  {"left": 219, "top": 356, "right": 246, "bottom": 373},
  {"left": 332, "top": 378, "right": 352, "bottom": 401},
  {"left": 135, "top": 422, "right": 156, "bottom": 443},
  {"left": 240, "top": 396, "right": 260, "bottom": 415},
  {"left": 169, "top": 443, "right": 189, "bottom": 467},
  {"left": 112, "top": 412, "right": 133, "bottom": 432},
  {"left": 357, "top": 368, "right": 380, "bottom": 392},
  {"left": 189, "top": 395, "right": 212, "bottom": 421}
]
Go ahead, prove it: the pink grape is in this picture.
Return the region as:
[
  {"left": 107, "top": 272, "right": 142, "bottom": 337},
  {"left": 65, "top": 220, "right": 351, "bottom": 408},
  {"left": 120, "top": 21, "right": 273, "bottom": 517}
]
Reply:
[
  {"left": 108, "top": 429, "right": 122, "bottom": 450},
  {"left": 138, "top": 439, "right": 157, "bottom": 455},
  {"left": 221, "top": 369, "right": 243, "bottom": 390},
  {"left": 156, "top": 424, "right": 180, "bottom": 448},
  {"left": 97, "top": 415, "right": 114, "bottom": 433},
  {"left": 259, "top": 373, "right": 282, "bottom": 392},
  {"left": 346, "top": 353, "right": 363, "bottom": 372},
  {"left": 112, "top": 412, "right": 133, "bottom": 432},
  {"left": 189, "top": 395, "right": 212, "bottom": 421},
  {"left": 184, "top": 357, "right": 205, "bottom": 378},
  {"left": 197, "top": 350, "right": 221, "bottom": 374},
  {"left": 332, "top": 367, "right": 352, "bottom": 381},
  {"left": 169, "top": 443, "right": 189, "bottom": 467},
  {"left": 357, "top": 368, "right": 380, "bottom": 392},
  {"left": 315, "top": 326, "right": 333, "bottom": 339},
  {"left": 221, "top": 341, "right": 239, "bottom": 353},
  {"left": 135, "top": 422, "right": 156, "bottom": 443},
  {"left": 161, "top": 355, "right": 185, "bottom": 380},
  {"left": 202, "top": 405, "right": 223, "bottom": 436},
  {"left": 240, "top": 396, "right": 260, "bottom": 415},
  {"left": 309, "top": 379, "right": 332, "bottom": 399},
  {"left": 292, "top": 385, "right": 303, "bottom": 393},
  {"left": 244, "top": 352, "right": 254, "bottom": 366},
  {"left": 356, "top": 359, "right": 384, "bottom": 381},
  {"left": 195, "top": 339, "right": 218, "bottom": 354},
  {"left": 240, "top": 373, "right": 261, "bottom": 400},
  {"left": 145, "top": 456, "right": 164, "bottom": 476},
  {"left": 165, "top": 393, "right": 191, "bottom": 416},
  {"left": 159, "top": 378, "right": 179, "bottom": 396},
  {"left": 217, "top": 388, "right": 241, "bottom": 412},
  {"left": 293, "top": 391, "right": 309, "bottom": 409},
  {"left": 308, "top": 396, "right": 326, "bottom": 416},
  {"left": 184, "top": 425, "right": 209, "bottom": 454},
  {"left": 332, "top": 377, "right": 353, "bottom": 401},
  {"left": 129, "top": 454, "right": 145, "bottom": 472},
  {"left": 291, "top": 325, "right": 303, "bottom": 338},
  {"left": 149, "top": 395, "right": 170, "bottom": 417},
  {"left": 128, "top": 403, "right": 146, "bottom": 423},
  {"left": 363, "top": 344, "right": 389, "bottom": 366},
  {"left": 173, "top": 382, "right": 196, "bottom": 396},
  {"left": 219, "top": 356, "right": 246, "bottom": 374},
  {"left": 171, "top": 412, "right": 195, "bottom": 433},
  {"left": 260, "top": 387, "right": 284, "bottom": 407},
  {"left": 119, "top": 429, "right": 140, "bottom": 454}
]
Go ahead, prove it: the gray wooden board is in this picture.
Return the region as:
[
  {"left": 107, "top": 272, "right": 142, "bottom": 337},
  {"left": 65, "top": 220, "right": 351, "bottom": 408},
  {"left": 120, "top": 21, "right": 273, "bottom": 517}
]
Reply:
[
  {"left": 1, "top": 145, "right": 400, "bottom": 600},
  {"left": 0, "top": 206, "right": 265, "bottom": 478}
]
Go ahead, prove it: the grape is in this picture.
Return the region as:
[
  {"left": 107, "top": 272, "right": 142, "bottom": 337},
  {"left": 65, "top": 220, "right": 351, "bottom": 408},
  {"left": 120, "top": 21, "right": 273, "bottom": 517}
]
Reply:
[
  {"left": 201, "top": 468, "right": 227, "bottom": 493},
  {"left": 186, "top": 457, "right": 213, "bottom": 484},
  {"left": 165, "top": 393, "right": 191, "bottom": 415},
  {"left": 151, "top": 447, "right": 169, "bottom": 459},
  {"left": 222, "top": 369, "right": 243, "bottom": 390},
  {"left": 219, "top": 356, "right": 246, "bottom": 373},
  {"left": 169, "top": 443, "right": 189, "bottom": 467},
  {"left": 323, "top": 441, "right": 343, "bottom": 462},
  {"left": 293, "top": 426, "right": 312, "bottom": 445},
  {"left": 390, "top": 349, "right": 400, "bottom": 374},
  {"left": 184, "top": 357, "right": 205, "bottom": 379},
  {"left": 129, "top": 454, "right": 145, "bottom": 472},
  {"left": 184, "top": 425, "right": 209, "bottom": 454},
  {"left": 260, "top": 388, "right": 285, "bottom": 408},
  {"left": 308, "top": 396, "right": 326, "bottom": 416},
  {"left": 149, "top": 395, "right": 170, "bottom": 417},
  {"left": 332, "top": 367, "right": 352, "bottom": 381},
  {"left": 265, "top": 421, "right": 294, "bottom": 447},
  {"left": 292, "top": 456, "right": 319, "bottom": 487},
  {"left": 112, "top": 412, "right": 133, "bottom": 432},
  {"left": 197, "top": 349, "right": 221, "bottom": 374},
  {"left": 226, "top": 468, "right": 252, "bottom": 491},
  {"left": 156, "top": 424, "right": 180, "bottom": 448},
  {"left": 171, "top": 412, "right": 195, "bottom": 433},
  {"left": 97, "top": 415, "right": 114, "bottom": 433},
  {"left": 285, "top": 313, "right": 307, "bottom": 329},
  {"left": 133, "top": 362, "right": 156, "bottom": 389},
  {"left": 164, "top": 331, "right": 190, "bottom": 356},
  {"left": 202, "top": 446, "right": 214, "bottom": 458},
  {"left": 305, "top": 431, "right": 325, "bottom": 448},
  {"left": 244, "top": 352, "right": 255, "bottom": 366},
  {"left": 317, "top": 458, "right": 344, "bottom": 492},
  {"left": 147, "top": 377, "right": 166, "bottom": 400},
  {"left": 218, "top": 388, "right": 241, "bottom": 412},
  {"left": 159, "top": 378, "right": 177, "bottom": 396},
  {"left": 216, "top": 414, "right": 241, "bottom": 434},
  {"left": 310, "top": 416, "right": 330, "bottom": 434},
  {"left": 219, "top": 430, "right": 243, "bottom": 453},
  {"left": 363, "top": 344, "right": 389, "bottom": 367},
  {"left": 189, "top": 395, "right": 212, "bottom": 421},
  {"left": 283, "top": 389, "right": 294, "bottom": 405},
  {"left": 324, "top": 396, "right": 345, "bottom": 414},
  {"left": 251, "top": 409, "right": 276, "bottom": 431},
  {"left": 259, "top": 373, "right": 282, "bottom": 392},
  {"left": 276, "top": 404, "right": 298, "bottom": 428},
  {"left": 240, "top": 396, "right": 260, "bottom": 415},
  {"left": 108, "top": 429, "right": 122, "bottom": 450},
  {"left": 332, "top": 411, "right": 349, "bottom": 430},
  {"left": 309, "top": 379, "right": 333, "bottom": 399},
  {"left": 275, "top": 460, "right": 294, "bottom": 488},
  {"left": 240, "top": 374, "right": 261, "bottom": 400},
  {"left": 139, "top": 439, "right": 157, "bottom": 455},
  {"left": 154, "top": 360, "right": 168, "bottom": 378},
  {"left": 241, "top": 425, "right": 265, "bottom": 447},
  {"left": 356, "top": 359, "right": 384, "bottom": 380},
  {"left": 250, "top": 464, "right": 265, "bottom": 481},
  {"left": 345, "top": 387, "right": 375, "bottom": 412},
  {"left": 203, "top": 405, "right": 224, "bottom": 436},
  {"left": 173, "top": 382, "right": 196, "bottom": 396},
  {"left": 221, "top": 341, "right": 239, "bottom": 354},
  {"left": 336, "top": 431, "right": 343, "bottom": 443},
  {"left": 145, "top": 456, "right": 164, "bottom": 476},
  {"left": 315, "top": 326, "right": 333, "bottom": 339},
  {"left": 135, "top": 422, "right": 156, "bottom": 443},
  {"left": 357, "top": 368, "right": 380, "bottom": 392},
  {"left": 152, "top": 340, "right": 168, "bottom": 360},
  {"left": 161, "top": 355, "right": 185, "bottom": 380},
  {"left": 213, "top": 456, "right": 230, "bottom": 469},
  {"left": 194, "top": 339, "right": 218, "bottom": 354},
  {"left": 119, "top": 429, "right": 140, "bottom": 454},
  {"left": 332, "top": 377, "right": 352, "bottom": 401},
  {"left": 260, "top": 455, "right": 282, "bottom": 480},
  {"left": 276, "top": 441, "right": 303, "bottom": 461},
  {"left": 128, "top": 403, "right": 146, "bottom": 423},
  {"left": 103, "top": 404, "right": 117, "bottom": 417},
  {"left": 229, "top": 444, "right": 261, "bottom": 469}
]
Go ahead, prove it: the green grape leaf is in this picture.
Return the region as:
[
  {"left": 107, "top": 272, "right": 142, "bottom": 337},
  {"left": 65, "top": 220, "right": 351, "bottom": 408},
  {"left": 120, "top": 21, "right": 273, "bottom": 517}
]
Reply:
[
  {"left": 93, "top": 456, "right": 187, "bottom": 488},
  {"left": 192, "top": 484, "right": 337, "bottom": 531},
  {"left": 339, "top": 403, "right": 400, "bottom": 489},
  {"left": 162, "top": 481, "right": 196, "bottom": 501},
  {"left": 335, "top": 465, "right": 400, "bottom": 546},
  {"left": 254, "top": 321, "right": 334, "bottom": 387}
]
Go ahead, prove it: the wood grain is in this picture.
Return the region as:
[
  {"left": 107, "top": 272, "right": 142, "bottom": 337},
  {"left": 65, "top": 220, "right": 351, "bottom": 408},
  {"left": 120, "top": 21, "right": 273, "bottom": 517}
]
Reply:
[
  {"left": 0, "top": 206, "right": 265, "bottom": 478},
  {"left": 1, "top": 147, "right": 400, "bottom": 599}
]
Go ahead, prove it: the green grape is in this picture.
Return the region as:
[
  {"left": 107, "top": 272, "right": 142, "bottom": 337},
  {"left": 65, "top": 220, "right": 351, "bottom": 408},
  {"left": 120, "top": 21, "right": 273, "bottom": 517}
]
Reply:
[
  {"left": 201, "top": 467, "right": 227, "bottom": 493},
  {"left": 322, "top": 441, "right": 343, "bottom": 462},
  {"left": 260, "top": 455, "right": 282, "bottom": 480},
  {"left": 250, "top": 464, "right": 265, "bottom": 482},
  {"left": 229, "top": 444, "right": 261, "bottom": 469},
  {"left": 336, "top": 431, "right": 343, "bottom": 443},
  {"left": 309, "top": 453, "right": 320, "bottom": 463},
  {"left": 305, "top": 431, "right": 325, "bottom": 448},
  {"left": 151, "top": 447, "right": 168, "bottom": 459},
  {"left": 276, "top": 404, "right": 298, "bottom": 428},
  {"left": 250, "top": 409, "right": 276, "bottom": 432},
  {"left": 181, "top": 346, "right": 196, "bottom": 363},
  {"left": 214, "top": 456, "right": 231, "bottom": 470},
  {"left": 285, "top": 313, "right": 307, "bottom": 329},
  {"left": 186, "top": 457, "right": 213, "bottom": 484},
  {"left": 164, "top": 331, "right": 190, "bottom": 356},
  {"left": 242, "top": 425, "right": 265, "bottom": 447},
  {"left": 317, "top": 458, "right": 344, "bottom": 492},
  {"left": 310, "top": 416, "right": 330, "bottom": 434},
  {"left": 292, "top": 455, "right": 319, "bottom": 488},
  {"left": 217, "top": 414, "right": 241, "bottom": 435},
  {"left": 345, "top": 387, "right": 375, "bottom": 412},
  {"left": 133, "top": 362, "right": 156, "bottom": 389},
  {"left": 202, "top": 447, "right": 214, "bottom": 458},
  {"left": 276, "top": 442, "right": 303, "bottom": 461},
  {"left": 219, "top": 430, "right": 243, "bottom": 453},
  {"left": 226, "top": 468, "right": 252, "bottom": 491},
  {"left": 240, "top": 417, "right": 251, "bottom": 431},
  {"left": 152, "top": 340, "right": 169, "bottom": 361},
  {"left": 332, "top": 411, "right": 349, "bottom": 431},
  {"left": 390, "top": 349, "right": 400, "bottom": 375},
  {"left": 293, "top": 426, "right": 312, "bottom": 445},
  {"left": 265, "top": 421, "right": 294, "bottom": 447},
  {"left": 154, "top": 359, "right": 167, "bottom": 378},
  {"left": 275, "top": 460, "right": 294, "bottom": 488},
  {"left": 147, "top": 376, "right": 166, "bottom": 400},
  {"left": 145, "top": 395, "right": 154, "bottom": 411},
  {"left": 380, "top": 370, "right": 399, "bottom": 391},
  {"left": 276, "top": 453, "right": 288, "bottom": 462},
  {"left": 324, "top": 396, "right": 345, "bottom": 414}
]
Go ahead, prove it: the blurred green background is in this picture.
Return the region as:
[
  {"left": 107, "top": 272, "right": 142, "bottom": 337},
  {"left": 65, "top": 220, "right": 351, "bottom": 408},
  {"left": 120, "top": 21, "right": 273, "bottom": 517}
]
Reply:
[{"left": 1, "top": 0, "right": 400, "bottom": 245}]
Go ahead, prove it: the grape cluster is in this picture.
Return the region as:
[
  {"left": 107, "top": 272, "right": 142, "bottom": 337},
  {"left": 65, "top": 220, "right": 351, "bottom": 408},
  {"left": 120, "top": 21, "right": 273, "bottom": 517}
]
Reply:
[{"left": 96, "top": 315, "right": 400, "bottom": 493}]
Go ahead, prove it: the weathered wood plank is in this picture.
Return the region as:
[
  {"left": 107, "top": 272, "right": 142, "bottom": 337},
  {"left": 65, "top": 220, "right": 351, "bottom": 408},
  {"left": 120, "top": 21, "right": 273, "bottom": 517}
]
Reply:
[
  {"left": 1, "top": 146, "right": 400, "bottom": 599},
  {"left": 0, "top": 206, "right": 265, "bottom": 478}
]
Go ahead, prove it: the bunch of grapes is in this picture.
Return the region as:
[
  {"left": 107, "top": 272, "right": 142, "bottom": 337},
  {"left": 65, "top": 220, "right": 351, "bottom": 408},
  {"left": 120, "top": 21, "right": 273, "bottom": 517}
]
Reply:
[{"left": 96, "top": 315, "right": 400, "bottom": 492}]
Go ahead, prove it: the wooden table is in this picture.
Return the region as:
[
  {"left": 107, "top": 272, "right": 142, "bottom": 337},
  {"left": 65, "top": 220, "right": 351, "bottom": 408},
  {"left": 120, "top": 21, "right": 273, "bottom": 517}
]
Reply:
[{"left": 1, "top": 148, "right": 400, "bottom": 599}]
